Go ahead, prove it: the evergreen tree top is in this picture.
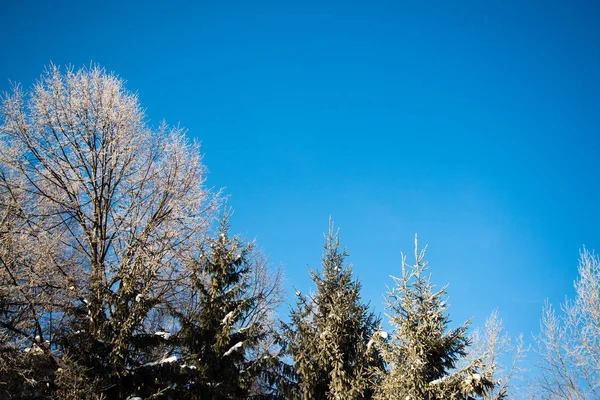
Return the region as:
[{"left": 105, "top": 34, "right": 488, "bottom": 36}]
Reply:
[
  {"left": 372, "top": 235, "right": 495, "bottom": 400},
  {"left": 281, "top": 219, "right": 383, "bottom": 400}
]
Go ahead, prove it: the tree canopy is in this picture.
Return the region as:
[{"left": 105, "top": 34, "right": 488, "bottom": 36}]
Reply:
[{"left": 1, "top": 64, "right": 587, "bottom": 400}]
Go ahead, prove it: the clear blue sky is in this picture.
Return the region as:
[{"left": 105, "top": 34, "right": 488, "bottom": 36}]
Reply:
[{"left": 1, "top": 0, "right": 599, "bottom": 341}]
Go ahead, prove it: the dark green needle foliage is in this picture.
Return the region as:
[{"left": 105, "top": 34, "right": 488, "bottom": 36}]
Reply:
[
  {"left": 171, "top": 212, "right": 276, "bottom": 399},
  {"left": 281, "top": 221, "right": 383, "bottom": 400}
]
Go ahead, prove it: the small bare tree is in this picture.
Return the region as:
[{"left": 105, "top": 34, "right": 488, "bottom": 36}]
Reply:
[
  {"left": 534, "top": 248, "right": 600, "bottom": 399},
  {"left": 467, "top": 310, "right": 529, "bottom": 399},
  {"left": 0, "top": 64, "right": 219, "bottom": 395}
]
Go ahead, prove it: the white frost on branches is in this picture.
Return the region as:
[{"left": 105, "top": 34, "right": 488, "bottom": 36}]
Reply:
[
  {"left": 535, "top": 248, "right": 600, "bottom": 399},
  {"left": 0, "top": 63, "right": 219, "bottom": 370}
]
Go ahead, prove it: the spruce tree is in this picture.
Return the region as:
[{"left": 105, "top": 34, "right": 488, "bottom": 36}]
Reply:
[
  {"left": 281, "top": 221, "right": 382, "bottom": 400},
  {"left": 172, "top": 212, "right": 278, "bottom": 399},
  {"left": 372, "top": 236, "right": 494, "bottom": 400}
]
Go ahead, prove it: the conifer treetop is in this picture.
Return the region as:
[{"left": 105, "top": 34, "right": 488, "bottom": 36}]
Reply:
[{"left": 373, "top": 235, "right": 494, "bottom": 400}]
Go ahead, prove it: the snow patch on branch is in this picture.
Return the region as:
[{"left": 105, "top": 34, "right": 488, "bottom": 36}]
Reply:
[
  {"left": 222, "top": 311, "right": 235, "bottom": 325},
  {"left": 367, "top": 330, "right": 389, "bottom": 349},
  {"left": 24, "top": 345, "right": 44, "bottom": 354},
  {"left": 154, "top": 331, "right": 171, "bottom": 340},
  {"left": 141, "top": 355, "right": 178, "bottom": 367},
  {"left": 223, "top": 341, "right": 243, "bottom": 357},
  {"left": 464, "top": 373, "right": 482, "bottom": 385},
  {"left": 430, "top": 375, "right": 449, "bottom": 385}
]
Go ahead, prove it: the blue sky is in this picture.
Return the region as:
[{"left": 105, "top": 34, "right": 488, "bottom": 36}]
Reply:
[{"left": 1, "top": 0, "right": 599, "bottom": 342}]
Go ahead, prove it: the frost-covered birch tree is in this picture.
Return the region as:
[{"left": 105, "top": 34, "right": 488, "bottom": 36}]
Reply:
[
  {"left": 281, "top": 221, "right": 382, "bottom": 400},
  {"left": 371, "top": 236, "right": 494, "bottom": 400},
  {"left": 466, "top": 310, "right": 528, "bottom": 399},
  {"left": 0, "top": 64, "right": 219, "bottom": 397},
  {"left": 534, "top": 248, "right": 600, "bottom": 399}
]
